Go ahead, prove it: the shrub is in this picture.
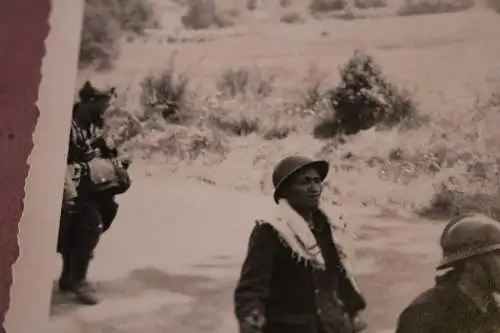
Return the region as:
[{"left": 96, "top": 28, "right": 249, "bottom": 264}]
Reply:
[
  {"left": 397, "top": 0, "right": 474, "bottom": 16},
  {"left": 210, "top": 114, "right": 261, "bottom": 136},
  {"left": 263, "top": 124, "right": 296, "bottom": 140},
  {"left": 216, "top": 68, "right": 276, "bottom": 98},
  {"left": 309, "top": 0, "right": 347, "bottom": 13},
  {"left": 247, "top": 0, "right": 258, "bottom": 10},
  {"left": 135, "top": 124, "right": 230, "bottom": 161},
  {"left": 79, "top": 0, "right": 159, "bottom": 70},
  {"left": 139, "top": 58, "right": 192, "bottom": 124},
  {"left": 489, "top": 0, "right": 500, "bottom": 13},
  {"left": 104, "top": 105, "right": 143, "bottom": 148},
  {"left": 299, "top": 65, "right": 329, "bottom": 111},
  {"left": 316, "top": 50, "right": 419, "bottom": 137},
  {"left": 79, "top": 0, "right": 122, "bottom": 70},
  {"left": 280, "top": 12, "right": 305, "bottom": 23},
  {"left": 418, "top": 183, "right": 500, "bottom": 221},
  {"left": 354, "top": 0, "right": 387, "bottom": 9},
  {"left": 181, "top": 0, "right": 232, "bottom": 30},
  {"left": 107, "top": 0, "right": 160, "bottom": 35}
]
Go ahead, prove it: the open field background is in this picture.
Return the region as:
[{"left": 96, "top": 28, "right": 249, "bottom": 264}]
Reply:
[{"left": 50, "top": 1, "right": 500, "bottom": 332}]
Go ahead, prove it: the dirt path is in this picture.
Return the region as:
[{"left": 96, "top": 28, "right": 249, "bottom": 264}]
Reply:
[{"left": 49, "top": 173, "right": 445, "bottom": 333}]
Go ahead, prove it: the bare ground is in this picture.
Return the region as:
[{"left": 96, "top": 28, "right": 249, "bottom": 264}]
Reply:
[{"left": 49, "top": 168, "right": 444, "bottom": 333}]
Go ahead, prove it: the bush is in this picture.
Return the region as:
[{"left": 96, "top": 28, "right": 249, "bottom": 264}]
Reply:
[
  {"left": 79, "top": 0, "right": 122, "bottom": 70},
  {"left": 280, "top": 12, "right": 305, "bottom": 24},
  {"left": 210, "top": 113, "right": 261, "bottom": 136},
  {"left": 418, "top": 181, "right": 500, "bottom": 221},
  {"left": 247, "top": 0, "right": 258, "bottom": 10},
  {"left": 79, "top": 0, "right": 159, "bottom": 70},
  {"left": 489, "top": 0, "right": 500, "bottom": 13},
  {"left": 107, "top": 0, "right": 160, "bottom": 35},
  {"left": 139, "top": 58, "right": 192, "bottom": 124},
  {"left": 143, "top": 125, "right": 230, "bottom": 160},
  {"left": 316, "top": 50, "right": 419, "bottom": 137},
  {"left": 299, "top": 65, "right": 329, "bottom": 111},
  {"left": 354, "top": 0, "right": 387, "bottom": 9},
  {"left": 181, "top": 0, "right": 232, "bottom": 30},
  {"left": 309, "top": 0, "right": 347, "bottom": 13},
  {"left": 216, "top": 67, "right": 276, "bottom": 98},
  {"left": 397, "top": 0, "right": 474, "bottom": 16}
]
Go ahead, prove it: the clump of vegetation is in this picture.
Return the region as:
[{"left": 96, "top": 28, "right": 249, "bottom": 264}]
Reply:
[
  {"left": 489, "top": 0, "right": 500, "bottom": 13},
  {"left": 354, "top": 0, "right": 387, "bottom": 9},
  {"left": 298, "top": 65, "right": 330, "bottom": 112},
  {"left": 309, "top": 0, "right": 347, "bottom": 13},
  {"left": 280, "top": 0, "right": 293, "bottom": 7},
  {"left": 203, "top": 91, "right": 296, "bottom": 140},
  {"left": 139, "top": 56, "right": 192, "bottom": 124},
  {"left": 397, "top": 0, "right": 474, "bottom": 16},
  {"left": 181, "top": 0, "right": 232, "bottom": 30},
  {"left": 108, "top": 0, "right": 160, "bottom": 35},
  {"left": 247, "top": 0, "right": 258, "bottom": 10},
  {"left": 79, "top": 0, "right": 160, "bottom": 70},
  {"left": 280, "top": 12, "right": 306, "bottom": 24},
  {"left": 315, "top": 50, "right": 420, "bottom": 138},
  {"left": 418, "top": 175, "right": 500, "bottom": 221},
  {"left": 142, "top": 125, "right": 230, "bottom": 161},
  {"left": 210, "top": 113, "right": 262, "bottom": 137},
  {"left": 79, "top": 0, "right": 122, "bottom": 70},
  {"left": 216, "top": 67, "right": 276, "bottom": 98}
]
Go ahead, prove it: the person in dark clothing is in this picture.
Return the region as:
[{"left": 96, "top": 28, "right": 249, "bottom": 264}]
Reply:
[
  {"left": 234, "top": 156, "right": 367, "bottom": 333},
  {"left": 57, "top": 80, "right": 126, "bottom": 305},
  {"left": 395, "top": 213, "right": 500, "bottom": 333}
]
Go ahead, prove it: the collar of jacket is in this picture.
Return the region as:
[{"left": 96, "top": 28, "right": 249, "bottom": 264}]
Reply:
[{"left": 458, "top": 282, "right": 500, "bottom": 315}]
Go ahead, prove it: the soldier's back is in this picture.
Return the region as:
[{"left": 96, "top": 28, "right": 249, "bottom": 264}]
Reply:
[{"left": 396, "top": 275, "right": 500, "bottom": 333}]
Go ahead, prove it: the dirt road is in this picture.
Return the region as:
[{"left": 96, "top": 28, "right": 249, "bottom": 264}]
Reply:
[{"left": 49, "top": 172, "right": 445, "bottom": 333}]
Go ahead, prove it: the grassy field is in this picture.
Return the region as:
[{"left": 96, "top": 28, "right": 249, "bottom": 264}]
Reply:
[{"left": 80, "top": 2, "right": 500, "bottom": 221}]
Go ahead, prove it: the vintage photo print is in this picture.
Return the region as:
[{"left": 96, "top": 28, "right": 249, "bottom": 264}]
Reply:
[
  {"left": 1, "top": 1, "right": 84, "bottom": 333},
  {"left": 49, "top": 0, "right": 500, "bottom": 332}
]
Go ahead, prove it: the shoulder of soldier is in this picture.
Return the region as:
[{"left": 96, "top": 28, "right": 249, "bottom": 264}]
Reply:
[
  {"left": 396, "top": 287, "right": 441, "bottom": 331},
  {"left": 250, "top": 220, "right": 280, "bottom": 242},
  {"left": 253, "top": 219, "right": 277, "bottom": 234}
]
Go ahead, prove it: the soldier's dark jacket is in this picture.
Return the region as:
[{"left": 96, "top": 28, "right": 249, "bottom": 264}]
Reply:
[
  {"left": 57, "top": 103, "right": 117, "bottom": 255},
  {"left": 67, "top": 115, "right": 99, "bottom": 166},
  {"left": 234, "top": 209, "right": 366, "bottom": 333},
  {"left": 66, "top": 105, "right": 118, "bottom": 191},
  {"left": 396, "top": 271, "right": 500, "bottom": 333}
]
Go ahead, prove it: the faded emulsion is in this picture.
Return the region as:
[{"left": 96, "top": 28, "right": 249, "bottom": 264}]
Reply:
[{"left": 46, "top": 1, "right": 500, "bottom": 333}]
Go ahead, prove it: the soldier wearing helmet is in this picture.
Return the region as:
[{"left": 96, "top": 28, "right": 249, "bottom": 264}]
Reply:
[
  {"left": 395, "top": 213, "right": 500, "bottom": 333},
  {"left": 234, "top": 155, "right": 367, "bottom": 333},
  {"left": 57, "top": 80, "right": 128, "bottom": 305}
]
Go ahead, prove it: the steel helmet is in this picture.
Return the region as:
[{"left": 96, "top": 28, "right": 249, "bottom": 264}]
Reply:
[
  {"left": 437, "top": 213, "right": 500, "bottom": 270},
  {"left": 272, "top": 156, "right": 329, "bottom": 204}
]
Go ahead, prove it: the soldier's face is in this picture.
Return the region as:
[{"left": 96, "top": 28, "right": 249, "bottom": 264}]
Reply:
[
  {"left": 285, "top": 167, "right": 323, "bottom": 209},
  {"left": 88, "top": 95, "right": 111, "bottom": 124}
]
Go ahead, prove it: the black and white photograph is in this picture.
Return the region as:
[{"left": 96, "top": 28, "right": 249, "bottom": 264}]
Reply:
[{"left": 49, "top": 0, "right": 500, "bottom": 332}]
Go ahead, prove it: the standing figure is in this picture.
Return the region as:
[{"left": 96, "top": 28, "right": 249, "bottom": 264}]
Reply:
[
  {"left": 395, "top": 213, "right": 500, "bottom": 333},
  {"left": 234, "top": 155, "right": 367, "bottom": 333},
  {"left": 57, "top": 81, "right": 127, "bottom": 305}
]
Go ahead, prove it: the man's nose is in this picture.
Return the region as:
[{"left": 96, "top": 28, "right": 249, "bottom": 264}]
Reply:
[{"left": 308, "top": 183, "right": 322, "bottom": 193}]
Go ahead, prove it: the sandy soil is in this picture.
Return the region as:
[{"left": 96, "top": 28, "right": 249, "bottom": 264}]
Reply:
[{"left": 49, "top": 167, "right": 445, "bottom": 333}]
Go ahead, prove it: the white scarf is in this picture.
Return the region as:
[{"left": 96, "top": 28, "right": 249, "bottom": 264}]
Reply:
[{"left": 259, "top": 199, "right": 362, "bottom": 292}]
